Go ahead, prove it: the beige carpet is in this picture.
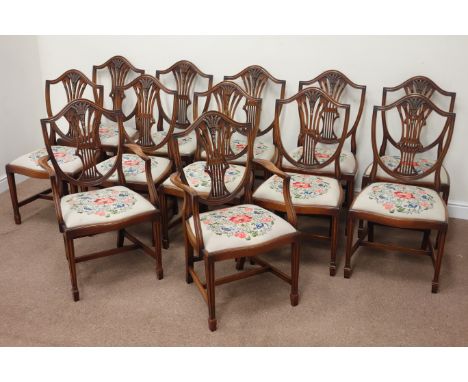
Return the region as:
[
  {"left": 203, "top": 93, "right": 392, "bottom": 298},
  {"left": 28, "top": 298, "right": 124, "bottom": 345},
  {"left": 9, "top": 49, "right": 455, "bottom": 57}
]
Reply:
[{"left": 0, "top": 178, "right": 467, "bottom": 346}]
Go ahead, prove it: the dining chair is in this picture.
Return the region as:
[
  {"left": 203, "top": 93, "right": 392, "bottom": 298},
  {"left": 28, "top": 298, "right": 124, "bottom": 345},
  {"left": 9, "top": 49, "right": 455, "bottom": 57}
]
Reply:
[
  {"left": 253, "top": 87, "right": 350, "bottom": 276},
  {"left": 158, "top": 81, "right": 262, "bottom": 249},
  {"left": 5, "top": 69, "right": 103, "bottom": 224},
  {"left": 298, "top": 70, "right": 366, "bottom": 206},
  {"left": 344, "top": 94, "right": 456, "bottom": 293},
  {"left": 39, "top": 99, "right": 163, "bottom": 301},
  {"left": 361, "top": 76, "right": 456, "bottom": 203},
  {"left": 170, "top": 110, "right": 300, "bottom": 331},
  {"left": 224, "top": 65, "right": 286, "bottom": 164},
  {"left": 155, "top": 60, "right": 213, "bottom": 163},
  {"left": 92, "top": 55, "right": 145, "bottom": 149}
]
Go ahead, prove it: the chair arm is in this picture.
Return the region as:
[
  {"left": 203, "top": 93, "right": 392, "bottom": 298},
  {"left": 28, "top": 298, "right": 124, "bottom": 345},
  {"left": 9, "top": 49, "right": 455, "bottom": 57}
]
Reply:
[
  {"left": 252, "top": 159, "right": 298, "bottom": 228},
  {"left": 37, "top": 155, "right": 65, "bottom": 227}
]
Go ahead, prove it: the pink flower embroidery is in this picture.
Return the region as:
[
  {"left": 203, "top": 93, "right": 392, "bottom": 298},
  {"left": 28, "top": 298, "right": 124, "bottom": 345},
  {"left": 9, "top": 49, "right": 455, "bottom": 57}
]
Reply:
[
  {"left": 261, "top": 217, "right": 273, "bottom": 223},
  {"left": 123, "top": 159, "right": 140, "bottom": 166},
  {"left": 293, "top": 181, "right": 311, "bottom": 189},
  {"left": 235, "top": 232, "right": 247, "bottom": 239},
  {"left": 229, "top": 215, "right": 252, "bottom": 224},
  {"left": 383, "top": 202, "right": 394, "bottom": 210},
  {"left": 394, "top": 191, "right": 414, "bottom": 199},
  {"left": 94, "top": 197, "right": 116, "bottom": 205}
]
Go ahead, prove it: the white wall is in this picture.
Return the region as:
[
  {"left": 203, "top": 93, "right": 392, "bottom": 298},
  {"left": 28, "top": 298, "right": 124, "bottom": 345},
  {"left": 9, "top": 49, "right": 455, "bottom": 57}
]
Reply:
[
  {"left": 1, "top": 36, "right": 467, "bottom": 217},
  {"left": 0, "top": 36, "right": 44, "bottom": 192}
]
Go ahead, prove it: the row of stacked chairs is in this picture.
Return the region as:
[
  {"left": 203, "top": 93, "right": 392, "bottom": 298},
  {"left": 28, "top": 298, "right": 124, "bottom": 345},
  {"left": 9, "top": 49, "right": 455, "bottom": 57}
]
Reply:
[{"left": 5, "top": 55, "right": 456, "bottom": 331}]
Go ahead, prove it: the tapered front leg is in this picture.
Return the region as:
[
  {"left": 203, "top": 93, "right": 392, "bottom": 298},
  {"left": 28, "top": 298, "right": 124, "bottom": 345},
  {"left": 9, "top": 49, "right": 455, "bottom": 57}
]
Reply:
[
  {"left": 6, "top": 170, "right": 21, "bottom": 224},
  {"left": 184, "top": 230, "right": 194, "bottom": 284},
  {"left": 159, "top": 191, "right": 170, "bottom": 250},
  {"left": 290, "top": 241, "right": 300, "bottom": 306},
  {"left": 344, "top": 215, "right": 355, "bottom": 279},
  {"left": 329, "top": 215, "right": 339, "bottom": 276},
  {"left": 205, "top": 257, "right": 217, "bottom": 331},
  {"left": 432, "top": 229, "right": 447, "bottom": 293},
  {"left": 63, "top": 235, "right": 79, "bottom": 301},
  {"left": 152, "top": 220, "right": 163, "bottom": 280}
]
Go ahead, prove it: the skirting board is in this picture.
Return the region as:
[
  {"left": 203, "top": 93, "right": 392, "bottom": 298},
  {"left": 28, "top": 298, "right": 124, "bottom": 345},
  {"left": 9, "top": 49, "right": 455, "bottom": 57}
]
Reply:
[{"left": 1, "top": 174, "right": 468, "bottom": 220}]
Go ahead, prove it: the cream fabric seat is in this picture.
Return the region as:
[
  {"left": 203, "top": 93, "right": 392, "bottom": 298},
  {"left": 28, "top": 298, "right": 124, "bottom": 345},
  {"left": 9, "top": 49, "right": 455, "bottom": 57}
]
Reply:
[
  {"left": 9, "top": 146, "right": 83, "bottom": 174},
  {"left": 363, "top": 155, "right": 449, "bottom": 185},
  {"left": 282, "top": 146, "right": 356, "bottom": 175},
  {"left": 230, "top": 136, "right": 276, "bottom": 162},
  {"left": 99, "top": 125, "right": 138, "bottom": 147},
  {"left": 96, "top": 153, "right": 171, "bottom": 184},
  {"left": 162, "top": 161, "right": 246, "bottom": 193},
  {"left": 351, "top": 182, "right": 447, "bottom": 222},
  {"left": 188, "top": 204, "right": 296, "bottom": 252},
  {"left": 253, "top": 173, "right": 342, "bottom": 207},
  {"left": 61, "top": 185, "right": 156, "bottom": 229},
  {"left": 152, "top": 129, "right": 197, "bottom": 156}
]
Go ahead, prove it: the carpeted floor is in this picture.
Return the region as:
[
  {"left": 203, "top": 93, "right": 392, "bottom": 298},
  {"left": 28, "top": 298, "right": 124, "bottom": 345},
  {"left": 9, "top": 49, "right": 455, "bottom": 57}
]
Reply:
[{"left": 0, "top": 178, "right": 467, "bottom": 346}]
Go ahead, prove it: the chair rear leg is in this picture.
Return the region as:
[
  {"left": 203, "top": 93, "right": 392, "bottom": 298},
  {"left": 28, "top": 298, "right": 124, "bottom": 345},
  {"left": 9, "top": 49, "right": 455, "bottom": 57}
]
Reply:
[
  {"left": 329, "top": 215, "right": 339, "bottom": 276},
  {"left": 152, "top": 219, "right": 163, "bottom": 280},
  {"left": 344, "top": 215, "right": 355, "bottom": 278},
  {"left": 235, "top": 257, "right": 246, "bottom": 271},
  {"left": 159, "top": 191, "right": 170, "bottom": 250},
  {"left": 117, "top": 229, "right": 125, "bottom": 248},
  {"left": 421, "top": 230, "right": 430, "bottom": 250},
  {"left": 63, "top": 235, "right": 79, "bottom": 301},
  {"left": 184, "top": 230, "right": 194, "bottom": 284},
  {"left": 6, "top": 170, "right": 21, "bottom": 224},
  {"left": 290, "top": 241, "right": 300, "bottom": 306},
  {"left": 432, "top": 229, "right": 447, "bottom": 293},
  {"left": 205, "top": 257, "right": 217, "bottom": 331}
]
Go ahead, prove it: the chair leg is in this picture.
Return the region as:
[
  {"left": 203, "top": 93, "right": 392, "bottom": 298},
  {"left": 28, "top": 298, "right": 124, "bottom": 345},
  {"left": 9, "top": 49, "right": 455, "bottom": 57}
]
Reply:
[
  {"left": 6, "top": 170, "right": 21, "bottom": 224},
  {"left": 159, "top": 191, "right": 170, "bottom": 250},
  {"left": 329, "top": 215, "right": 339, "bottom": 276},
  {"left": 344, "top": 215, "right": 355, "bottom": 279},
  {"left": 346, "top": 178, "right": 354, "bottom": 208},
  {"left": 421, "top": 230, "right": 430, "bottom": 250},
  {"left": 63, "top": 235, "right": 79, "bottom": 301},
  {"left": 290, "top": 241, "right": 300, "bottom": 306},
  {"left": 235, "top": 257, "right": 246, "bottom": 271},
  {"left": 432, "top": 229, "right": 447, "bottom": 293},
  {"left": 205, "top": 257, "right": 217, "bottom": 331},
  {"left": 152, "top": 220, "right": 163, "bottom": 280},
  {"left": 117, "top": 229, "right": 125, "bottom": 248},
  {"left": 184, "top": 230, "right": 194, "bottom": 284},
  {"left": 368, "top": 222, "right": 375, "bottom": 242}
]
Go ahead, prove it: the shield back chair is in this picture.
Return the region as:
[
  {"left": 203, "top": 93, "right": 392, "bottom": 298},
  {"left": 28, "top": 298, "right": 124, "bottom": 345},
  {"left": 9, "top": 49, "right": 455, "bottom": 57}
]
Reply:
[
  {"left": 253, "top": 87, "right": 351, "bottom": 276},
  {"left": 169, "top": 110, "right": 299, "bottom": 331},
  {"left": 92, "top": 55, "right": 145, "bottom": 150},
  {"left": 39, "top": 99, "right": 163, "bottom": 301},
  {"left": 361, "top": 76, "right": 456, "bottom": 204},
  {"left": 96, "top": 75, "right": 178, "bottom": 198},
  {"left": 159, "top": 81, "right": 262, "bottom": 249},
  {"left": 224, "top": 65, "right": 286, "bottom": 165},
  {"left": 344, "top": 94, "right": 456, "bottom": 293},
  {"left": 298, "top": 70, "right": 366, "bottom": 206},
  {"left": 5, "top": 69, "right": 103, "bottom": 224},
  {"left": 155, "top": 60, "right": 213, "bottom": 163}
]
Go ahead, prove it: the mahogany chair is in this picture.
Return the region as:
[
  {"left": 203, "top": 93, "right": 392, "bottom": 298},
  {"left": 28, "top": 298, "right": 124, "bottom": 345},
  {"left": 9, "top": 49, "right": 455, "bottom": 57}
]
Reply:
[
  {"left": 344, "top": 94, "right": 456, "bottom": 293},
  {"left": 361, "top": 76, "right": 456, "bottom": 203},
  {"left": 155, "top": 60, "right": 213, "bottom": 161},
  {"left": 298, "top": 70, "right": 366, "bottom": 205},
  {"left": 253, "top": 87, "right": 350, "bottom": 276},
  {"left": 39, "top": 99, "right": 163, "bottom": 301},
  {"left": 158, "top": 81, "right": 262, "bottom": 249},
  {"left": 5, "top": 69, "right": 103, "bottom": 224},
  {"left": 170, "top": 111, "right": 300, "bottom": 331},
  {"left": 95, "top": 75, "right": 178, "bottom": 195},
  {"left": 92, "top": 55, "right": 145, "bottom": 149},
  {"left": 224, "top": 65, "right": 286, "bottom": 163}
]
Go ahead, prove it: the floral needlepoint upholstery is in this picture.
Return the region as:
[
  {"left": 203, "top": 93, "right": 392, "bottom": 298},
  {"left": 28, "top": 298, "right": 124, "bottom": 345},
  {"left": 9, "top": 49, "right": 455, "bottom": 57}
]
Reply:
[
  {"left": 152, "top": 129, "right": 197, "bottom": 156},
  {"left": 188, "top": 204, "right": 296, "bottom": 252},
  {"left": 282, "top": 146, "right": 356, "bottom": 175},
  {"left": 96, "top": 153, "right": 171, "bottom": 184},
  {"left": 99, "top": 125, "right": 138, "bottom": 147},
  {"left": 229, "top": 136, "right": 276, "bottom": 162},
  {"left": 61, "top": 186, "right": 155, "bottom": 228},
  {"left": 253, "top": 173, "right": 342, "bottom": 207},
  {"left": 163, "top": 161, "right": 246, "bottom": 193},
  {"left": 9, "top": 146, "right": 83, "bottom": 174},
  {"left": 363, "top": 155, "right": 449, "bottom": 185},
  {"left": 351, "top": 182, "right": 447, "bottom": 222}
]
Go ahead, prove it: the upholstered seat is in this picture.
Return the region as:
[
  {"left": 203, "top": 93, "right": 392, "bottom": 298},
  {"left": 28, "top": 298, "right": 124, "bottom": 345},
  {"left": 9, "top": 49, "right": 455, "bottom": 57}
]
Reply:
[
  {"left": 61, "top": 185, "right": 156, "bottom": 229},
  {"left": 162, "top": 161, "right": 246, "bottom": 193},
  {"left": 200, "top": 137, "right": 275, "bottom": 162},
  {"left": 188, "top": 204, "right": 296, "bottom": 253},
  {"left": 9, "top": 146, "right": 83, "bottom": 174},
  {"left": 282, "top": 146, "right": 357, "bottom": 175},
  {"left": 253, "top": 173, "right": 342, "bottom": 207},
  {"left": 351, "top": 182, "right": 447, "bottom": 222},
  {"left": 99, "top": 125, "right": 138, "bottom": 146},
  {"left": 152, "top": 129, "right": 197, "bottom": 156},
  {"left": 96, "top": 153, "right": 171, "bottom": 184},
  {"left": 363, "top": 155, "right": 449, "bottom": 185}
]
